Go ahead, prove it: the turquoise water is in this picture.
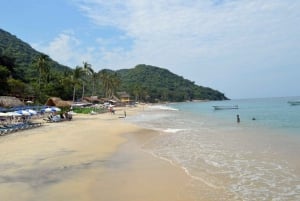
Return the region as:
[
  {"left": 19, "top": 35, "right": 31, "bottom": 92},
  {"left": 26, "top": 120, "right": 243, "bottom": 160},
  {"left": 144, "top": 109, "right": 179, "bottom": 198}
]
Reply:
[
  {"left": 173, "top": 97, "right": 300, "bottom": 134},
  {"left": 128, "top": 97, "right": 300, "bottom": 200}
]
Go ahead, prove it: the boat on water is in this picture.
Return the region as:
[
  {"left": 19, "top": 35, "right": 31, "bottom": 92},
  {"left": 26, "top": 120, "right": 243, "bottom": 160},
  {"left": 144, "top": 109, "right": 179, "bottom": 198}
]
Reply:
[
  {"left": 288, "top": 100, "right": 300, "bottom": 106},
  {"left": 213, "top": 105, "right": 239, "bottom": 110}
]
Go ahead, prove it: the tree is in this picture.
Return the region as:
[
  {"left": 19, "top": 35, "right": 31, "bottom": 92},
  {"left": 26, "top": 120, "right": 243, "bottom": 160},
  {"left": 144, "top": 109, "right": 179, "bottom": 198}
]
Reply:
[
  {"left": 7, "top": 78, "right": 26, "bottom": 95},
  {"left": 81, "top": 61, "right": 93, "bottom": 100},
  {"left": 0, "top": 65, "right": 10, "bottom": 95},
  {"left": 71, "top": 66, "right": 83, "bottom": 102},
  {"left": 0, "top": 55, "right": 16, "bottom": 78},
  {"left": 99, "top": 70, "right": 121, "bottom": 98},
  {"left": 110, "top": 72, "right": 121, "bottom": 97},
  {"left": 99, "top": 70, "right": 109, "bottom": 97},
  {"left": 33, "top": 53, "right": 50, "bottom": 102},
  {"left": 89, "top": 68, "right": 98, "bottom": 96},
  {"left": 132, "top": 84, "right": 146, "bottom": 102}
]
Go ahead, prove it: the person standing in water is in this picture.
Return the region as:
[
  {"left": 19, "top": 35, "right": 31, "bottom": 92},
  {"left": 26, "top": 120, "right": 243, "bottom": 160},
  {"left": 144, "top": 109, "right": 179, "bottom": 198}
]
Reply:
[{"left": 237, "top": 114, "right": 240, "bottom": 123}]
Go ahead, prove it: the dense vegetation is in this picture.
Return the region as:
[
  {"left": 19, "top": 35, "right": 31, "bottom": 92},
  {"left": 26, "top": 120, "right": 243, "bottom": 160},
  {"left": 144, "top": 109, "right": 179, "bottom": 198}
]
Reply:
[
  {"left": 0, "top": 28, "right": 73, "bottom": 102},
  {"left": 117, "top": 65, "right": 227, "bottom": 102},
  {"left": 0, "top": 29, "right": 70, "bottom": 76},
  {"left": 0, "top": 28, "right": 228, "bottom": 104}
]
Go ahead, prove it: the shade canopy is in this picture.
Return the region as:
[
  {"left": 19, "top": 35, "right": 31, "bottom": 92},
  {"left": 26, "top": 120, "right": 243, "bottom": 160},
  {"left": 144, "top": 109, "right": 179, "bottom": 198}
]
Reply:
[
  {"left": 26, "top": 109, "right": 37, "bottom": 115},
  {"left": 0, "top": 96, "right": 24, "bottom": 108},
  {"left": 15, "top": 110, "right": 31, "bottom": 116},
  {"left": 6, "top": 112, "right": 22, "bottom": 116},
  {"left": 41, "top": 107, "right": 61, "bottom": 113},
  {"left": 0, "top": 112, "right": 9, "bottom": 117},
  {"left": 45, "top": 97, "right": 71, "bottom": 108}
]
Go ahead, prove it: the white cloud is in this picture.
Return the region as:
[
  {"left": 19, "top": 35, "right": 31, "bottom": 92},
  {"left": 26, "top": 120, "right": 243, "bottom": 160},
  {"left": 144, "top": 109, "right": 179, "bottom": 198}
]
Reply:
[
  {"left": 75, "top": 0, "right": 300, "bottom": 62},
  {"left": 32, "top": 31, "right": 96, "bottom": 68},
  {"left": 37, "top": 0, "right": 300, "bottom": 98}
]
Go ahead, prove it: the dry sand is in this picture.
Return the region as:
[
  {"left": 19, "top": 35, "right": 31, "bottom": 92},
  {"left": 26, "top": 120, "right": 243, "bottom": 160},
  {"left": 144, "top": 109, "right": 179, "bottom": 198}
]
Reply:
[{"left": 0, "top": 106, "right": 213, "bottom": 201}]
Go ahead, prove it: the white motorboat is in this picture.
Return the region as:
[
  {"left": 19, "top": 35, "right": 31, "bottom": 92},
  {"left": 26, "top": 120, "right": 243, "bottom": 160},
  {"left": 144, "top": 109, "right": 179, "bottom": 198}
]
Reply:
[
  {"left": 288, "top": 100, "right": 300, "bottom": 106},
  {"left": 213, "top": 105, "right": 239, "bottom": 110}
]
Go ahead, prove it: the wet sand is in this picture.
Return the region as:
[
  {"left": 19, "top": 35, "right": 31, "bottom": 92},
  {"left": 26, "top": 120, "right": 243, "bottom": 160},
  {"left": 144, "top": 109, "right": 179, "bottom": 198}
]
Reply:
[
  {"left": 93, "top": 130, "right": 197, "bottom": 201},
  {"left": 0, "top": 107, "right": 204, "bottom": 201}
]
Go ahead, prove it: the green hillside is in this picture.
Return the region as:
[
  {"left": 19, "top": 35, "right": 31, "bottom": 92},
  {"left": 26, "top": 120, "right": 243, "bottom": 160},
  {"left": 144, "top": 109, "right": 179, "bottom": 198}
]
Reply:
[
  {"left": 116, "top": 64, "right": 228, "bottom": 102},
  {"left": 0, "top": 28, "right": 71, "bottom": 80},
  {"left": 0, "top": 28, "right": 73, "bottom": 102},
  {"left": 0, "top": 28, "right": 228, "bottom": 103}
]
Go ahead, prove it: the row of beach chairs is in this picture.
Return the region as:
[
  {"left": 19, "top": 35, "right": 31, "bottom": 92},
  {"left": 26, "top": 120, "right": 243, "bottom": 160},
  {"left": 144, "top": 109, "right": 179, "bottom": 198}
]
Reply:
[{"left": 0, "top": 122, "right": 42, "bottom": 136}]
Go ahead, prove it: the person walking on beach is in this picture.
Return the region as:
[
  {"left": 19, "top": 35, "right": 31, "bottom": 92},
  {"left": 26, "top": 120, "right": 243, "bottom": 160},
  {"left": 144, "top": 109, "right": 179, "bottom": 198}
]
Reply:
[
  {"left": 237, "top": 114, "right": 240, "bottom": 123},
  {"left": 109, "top": 106, "right": 115, "bottom": 114}
]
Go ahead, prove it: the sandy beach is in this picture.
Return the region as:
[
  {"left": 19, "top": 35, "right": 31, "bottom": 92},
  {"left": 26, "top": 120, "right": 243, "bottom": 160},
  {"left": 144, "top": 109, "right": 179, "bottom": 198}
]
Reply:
[{"left": 0, "top": 106, "right": 210, "bottom": 201}]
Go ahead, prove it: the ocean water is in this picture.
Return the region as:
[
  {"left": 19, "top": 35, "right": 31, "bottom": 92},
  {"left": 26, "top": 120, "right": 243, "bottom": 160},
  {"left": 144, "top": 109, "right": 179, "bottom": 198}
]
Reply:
[{"left": 127, "top": 97, "right": 300, "bottom": 201}]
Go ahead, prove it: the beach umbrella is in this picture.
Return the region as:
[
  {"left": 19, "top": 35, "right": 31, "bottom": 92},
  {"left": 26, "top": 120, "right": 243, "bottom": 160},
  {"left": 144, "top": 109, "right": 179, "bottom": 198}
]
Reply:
[
  {"left": 26, "top": 100, "right": 34, "bottom": 104},
  {"left": 41, "top": 108, "right": 51, "bottom": 113},
  {"left": 52, "top": 107, "right": 61, "bottom": 112},
  {"left": 15, "top": 110, "right": 31, "bottom": 116},
  {"left": 26, "top": 109, "right": 37, "bottom": 115},
  {"left": 6, "top": 112, "right": 22, "bottom": 116},
  {"left": 42, "top": 107, "right": 61, "bottom": 113},
  {"left": 0, "top": 112, "right": 8, "bottom": 117}
]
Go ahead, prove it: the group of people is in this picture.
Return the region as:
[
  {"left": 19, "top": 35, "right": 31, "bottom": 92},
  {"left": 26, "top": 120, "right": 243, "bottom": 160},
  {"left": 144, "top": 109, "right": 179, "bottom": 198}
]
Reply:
[
  {"left": 109, "top": 106, "right": 127, "bottom": 118},
  {"left": 236, "top": 114, "right": 256, "bottom": 123},
  {"left": 47, "top": 111, "right": 72, "bottom": 122}
]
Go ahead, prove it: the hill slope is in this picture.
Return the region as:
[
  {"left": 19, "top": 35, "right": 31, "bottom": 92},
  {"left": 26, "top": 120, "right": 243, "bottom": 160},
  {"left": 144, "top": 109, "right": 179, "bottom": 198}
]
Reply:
[
  {"left": 0, "top": 28, "right": 228, "bottom": 102},
  {"left": 117, "top": 64, "right": 228, "bottom": 102},
  {"left": 0, "top": 28, "right": 71, "bottom": 80}
]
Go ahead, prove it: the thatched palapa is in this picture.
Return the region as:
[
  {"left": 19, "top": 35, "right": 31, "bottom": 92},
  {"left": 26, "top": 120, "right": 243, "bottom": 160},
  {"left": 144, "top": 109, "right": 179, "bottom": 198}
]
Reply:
[
  {"left": 0, "top": 96, "right": 25, "bottom": 108},
  {"left": 83, "top": 96, "right": 102, "bottom": 104},
  {"left": 45, "top": 97, "right": 71, "bottom": 108}
]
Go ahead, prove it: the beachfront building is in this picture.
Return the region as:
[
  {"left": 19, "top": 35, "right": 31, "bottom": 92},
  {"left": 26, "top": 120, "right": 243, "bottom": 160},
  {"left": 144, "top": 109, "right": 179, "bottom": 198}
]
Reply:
[{"left": 117, "top": 92, "right": 130, "bottom": 104}]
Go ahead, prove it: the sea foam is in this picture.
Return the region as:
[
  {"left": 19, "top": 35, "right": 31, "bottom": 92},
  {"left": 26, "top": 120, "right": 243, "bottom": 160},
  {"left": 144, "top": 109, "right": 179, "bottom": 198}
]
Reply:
[
  {"left": 130, "top": 99, "right": 300, "bottom": 200},
  {"left": 148, "top": 105, "right": 179, "bottom": 111}
]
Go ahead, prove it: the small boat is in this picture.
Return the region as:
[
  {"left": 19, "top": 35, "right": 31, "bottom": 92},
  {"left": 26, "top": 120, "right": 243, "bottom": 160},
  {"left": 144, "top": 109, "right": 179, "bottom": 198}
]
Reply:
[
  {"left": 288, "top": 100, "right": 300, "bottom": 106},
  {"left": 213, "top": 105, "right": 239, "bottom": 110}
]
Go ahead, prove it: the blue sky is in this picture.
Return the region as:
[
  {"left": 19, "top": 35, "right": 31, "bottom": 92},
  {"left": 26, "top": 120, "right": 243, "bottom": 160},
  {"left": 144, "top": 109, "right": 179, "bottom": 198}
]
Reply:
[{"left": 1, "top": 0, "right": 299, "bottom": 99}]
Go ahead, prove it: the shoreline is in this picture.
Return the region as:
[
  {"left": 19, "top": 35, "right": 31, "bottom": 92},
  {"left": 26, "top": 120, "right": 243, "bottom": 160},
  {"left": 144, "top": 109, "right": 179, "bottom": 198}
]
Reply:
[
  {"left": 0, "top": 105, "right": 221, "bottom": 201},
  {"left": 95, "top": 129, "right": 198, "bottom": 201},
  {"left": 0, "top": 109, "right": 138, "bottom": 200}
]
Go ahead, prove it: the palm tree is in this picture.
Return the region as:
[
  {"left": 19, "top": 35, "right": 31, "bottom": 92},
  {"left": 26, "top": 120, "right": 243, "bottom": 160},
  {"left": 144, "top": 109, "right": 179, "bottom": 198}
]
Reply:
[
  {"left": 99, "top": 70, "right": 120, "bottom": 98},
  {"left": 91, "top": 69, "right": 98, "bottom": 96},
  {"left": 99, "top": 70, "right": 110, "bottom": 98},
  {"left": 132, "top": 84, "right": 142, "bottom": 102},
  {"left": 36, "top": 54, "right": 49, "bottom": 85},
  {"left": 71, "top": 66, "right": 83, "bottom": 102},
  {"left": 110, "top": 72, "right": 121, "bottom": 97},
  {"left": 34, "top": 54, "right": 50, "bottom": 102},
  {"left": 81, "top": 61, "right": 93, "bottom": 100}
]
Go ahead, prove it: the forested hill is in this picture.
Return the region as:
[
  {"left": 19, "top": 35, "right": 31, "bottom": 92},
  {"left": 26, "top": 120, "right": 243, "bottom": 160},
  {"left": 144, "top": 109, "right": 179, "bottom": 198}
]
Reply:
[
  {"left": 116, "top": 64, "right": 228, "bottom": 102},
  {"left": 0, "top": 28, "right": 71, "bottom": 80},
  {"left": 0, "top": 28, "right": 228, "bottom": 102}
]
